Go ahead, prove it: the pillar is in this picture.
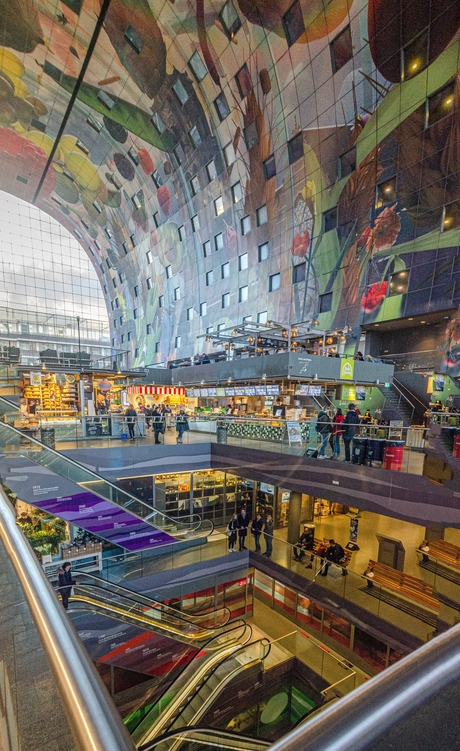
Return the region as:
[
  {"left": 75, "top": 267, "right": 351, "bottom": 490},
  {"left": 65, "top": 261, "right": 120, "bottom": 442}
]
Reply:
[
  {"left": 424, "top": 525, "right": 444, "bottom": 542},
  {"left": 287, "top": 491, "right": 302, "bottom": 545}
]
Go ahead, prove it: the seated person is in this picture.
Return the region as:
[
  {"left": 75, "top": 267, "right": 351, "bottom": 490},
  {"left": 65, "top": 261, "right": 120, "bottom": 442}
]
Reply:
[
  {"left": 321, "top": 538, "right": 346, "bottom": 576},
  {"left": 293, "top": 526, "right": 314, "bottom": 567},
  {"left": 364, "top": 563, "right": 375, "bottom": 588}
]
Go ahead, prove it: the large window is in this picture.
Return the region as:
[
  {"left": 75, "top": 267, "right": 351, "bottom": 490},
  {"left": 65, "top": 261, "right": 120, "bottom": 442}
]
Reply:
[
  {"left": 319, "top": 292, "right": 333, "bottom": 313},
  {"left": 269, "top": 273, "right": 280, "bottom": 292},
  {"left": 258, "top": 242, "right": 269, "bottom": 261},
  {"left": 206, "top": 270, "right": 213, "bottom": 286},
  {"left": 222, "top": 293, "right": 230, "bottom": 308},
  {"left": 293, "top": 263, "right": 306, "bottom": 284},
  {"left": 241, "top": 215, "right": 251, "bottom": 235},
  {"left": 282, "top": 1, "right": 305, "bottom": 47},
  {"left": 288, "top": 132, "right": 304, "bottom": 165},
  {"left": 239, "top": 253, "right": 248, "bottom": 271},
  {"left": 221, "top": 262, "right": 230, "bottom": 279},
  {"left": 239, "top": 285, "right": 248, "bottom": 302},
  {"left": 330, "top": 24, "right": 353, "bottom": 73}
]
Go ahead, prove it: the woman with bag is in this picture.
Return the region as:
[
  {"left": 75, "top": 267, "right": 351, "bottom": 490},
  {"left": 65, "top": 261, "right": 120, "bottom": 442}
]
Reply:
[{"left": 227, "top": 514, "right": 238, "bottom": 553}]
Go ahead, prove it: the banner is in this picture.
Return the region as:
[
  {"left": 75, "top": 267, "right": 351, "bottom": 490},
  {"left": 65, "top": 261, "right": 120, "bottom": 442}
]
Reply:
[
  {"left": 340, "top": 358, "right": 354, "bottom": 380},
  {"left": 30, "top": 372, "right": 42, "bottom": 386},
  {"left": 349, "top": 516, "right": 359, "bottom": 543},
  {"left": 287, "top": 421, "right": 302, "bottom": 444}
]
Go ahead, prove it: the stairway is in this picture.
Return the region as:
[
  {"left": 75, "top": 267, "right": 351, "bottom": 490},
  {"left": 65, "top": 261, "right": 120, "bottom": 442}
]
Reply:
[{"left": 377, "top": 385, "right": 415, "bottom": 426}]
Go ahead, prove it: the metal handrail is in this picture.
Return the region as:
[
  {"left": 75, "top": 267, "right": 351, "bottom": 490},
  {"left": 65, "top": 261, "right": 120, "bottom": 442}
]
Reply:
[
  {"left": 0, "top": 486, "right": 136, "bottom": 751},
  {"left": 268, "top": 621, "right": 460, "bottom": 751},
  {"left": 393, "top": 377, "right": 430, "bottom": 411}
]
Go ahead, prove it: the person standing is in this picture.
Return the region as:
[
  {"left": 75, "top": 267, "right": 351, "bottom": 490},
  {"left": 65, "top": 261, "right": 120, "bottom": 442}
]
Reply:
[
  {"left": 342, "top": 403, "right": 359, "bottom": 463},
  {"left": 125, "top": 405, "right": 137, "bottom": 440},
  {"left": 251, "top": 513, "right": 263, "bottom": 552},
  {"left": 145, "top": 405, "right": 152, "bottom": 431},
  {"left": 316, "top": 410, "right": 332, "bottom": 459},
  {"left": 57, "top": 562, "right": 79, "bottom": 610},
  {"left": 263, "top": 514, "right": 274, "bottom": 557},
  {"left": 176, "top": 409, "right": 189, "bottom": 443},
  {"left": 152, "top": 406, "right": 163, "bottom": 444},
  {"left": 227, "top": 514, "right": 238, "bottom": 553},
  {"left": 332, "top": 409, "right": 344, "bottom": 459},
  {"left": 28, "top": 399, "right": 37, "bottom": 415},
  {"left": 237, "top": 508, "right": 250, "bottom": 551}
]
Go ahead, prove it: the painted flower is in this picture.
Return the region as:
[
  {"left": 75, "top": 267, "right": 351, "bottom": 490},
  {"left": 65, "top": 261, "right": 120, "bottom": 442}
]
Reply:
[
  {"left": 138, "top": 148, "right": 154, "bottom": 175},
  {"left": 357, "top": 225, "right": 372, "bottom": 250},
  {"left": 371, "top": 204, "right": 401, "bottom": 251},
  {"left": 290, "top": 229, "right": 310, "bottom": 257},
  {"left": 157, "top": 185, "right": 171, "bottom": 215},
  {"left": 361, "top": 281, "right": 388, "bottom": 312}
]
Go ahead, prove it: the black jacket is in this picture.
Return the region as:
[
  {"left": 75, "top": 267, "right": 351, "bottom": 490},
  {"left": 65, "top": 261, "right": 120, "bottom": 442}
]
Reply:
[
  {"left": 297, "top": 531, "right": 314, "bottom": 550},
  {"left": 326, "top": 543, "right": 345, "bottom": 564},
  {"left": 251, "top": 518, "right": 263, "bottom": 535},
  {"left": 316, "top": 412, "right": 332, "bottom": 434},
  {"left": 58, "top": 567, "right": 76, "bottom": 589},
  {"left": 342, "top": 410, "right": 359, "bottom": 437},
  {"left": 126, "top": 408, "right": 137, "bottom": 423},
  {"left": 237, "top": 512, "right": 250, "bottom": 534}
]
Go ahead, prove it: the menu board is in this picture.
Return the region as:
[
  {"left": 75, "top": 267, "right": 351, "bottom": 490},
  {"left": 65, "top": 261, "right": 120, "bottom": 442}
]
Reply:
[
  {"left": 235, "top": 386, "right": 246, "bottom": 396},
  {"left": 216, "top": 388, "right": 226, "bottom": 397},
  {"left": 295, "top": 385, "right": 322, "bottom": 396},
  {"left": 200, "top": 388, "right": 209, "bottom": 396},
  {"left": 266, "top": 384, "right": 280, "bottom": 395},
  {"left": 192, "top": 389, "right": 201, "bottom": 397},
  {"left": 186, "top": 389, "right": 193, "bottom": 397},
  {"left": 246, "top": 386, "right": 256, "bottom": 395},
  {"left": 207, "top": 387, "right": 217, "bottom": 396},
  {"left": 225, "top": 387, "right": 235, "bottom": 396},
  {"left": 255, "top": 385, "right": 267, "bottom": 395}
]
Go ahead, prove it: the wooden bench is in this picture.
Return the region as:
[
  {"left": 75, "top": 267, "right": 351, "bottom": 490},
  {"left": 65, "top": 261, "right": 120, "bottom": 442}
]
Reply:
[
  {"left": 366, "top": 560, "right": 440, "bottom": 612},
  {"left": 313, "top": 538, "right": 352, "bottom": 568},
  {"left": 417, "top": 539, "right": 460, "bottom": 569}
]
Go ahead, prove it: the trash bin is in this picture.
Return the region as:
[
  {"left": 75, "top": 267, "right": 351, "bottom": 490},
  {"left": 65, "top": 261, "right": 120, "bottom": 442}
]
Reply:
[
  {"left": 40, "top": 427, "right": 55, "bottom": 449},
  {"left": 216, "top": 420, "right": 228, "bottom": 444},
  {"left": 367, "top": 438, "right": 385, "bottom": 467},
  {"left": 352, "top": 437, "right": 368, "bottom": 465},
  {"left": 383, "top": 440, "right": 404, "bottom": 471}
]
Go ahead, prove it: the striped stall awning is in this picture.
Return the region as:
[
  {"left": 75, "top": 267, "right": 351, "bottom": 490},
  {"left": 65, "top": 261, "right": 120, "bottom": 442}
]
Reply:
[{"left": 127, "top": 386, "right": 185, "bottom": 395}]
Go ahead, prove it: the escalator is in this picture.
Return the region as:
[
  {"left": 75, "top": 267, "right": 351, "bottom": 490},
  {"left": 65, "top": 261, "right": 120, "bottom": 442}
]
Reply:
[
  {"left": 139, "top": 726, "right": 270, "bottom": 750},
  {"left": 0, "top": 396, "right": 212, "bottom": 550}
]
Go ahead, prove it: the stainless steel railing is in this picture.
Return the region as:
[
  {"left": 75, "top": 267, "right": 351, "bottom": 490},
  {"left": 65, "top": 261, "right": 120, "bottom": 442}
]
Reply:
[{"left": 0, "top": 485, "right": 136, "bottom": 751}]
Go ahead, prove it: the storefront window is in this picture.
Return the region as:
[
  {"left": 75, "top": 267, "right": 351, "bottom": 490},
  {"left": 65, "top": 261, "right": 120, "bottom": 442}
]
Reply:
[
  {"left": 223, "top": 578, "right": 248, "bottom": 618},
  {"left": 274, "top": 581, "right": 296, "bottom": 617},
  {"left": 254, "top": 570, "right": 273, "bottom": 602},
  {"left": 353, "top": 627, "right": 388, "bottom": 672},
  {"left": 323, "top": 608, "right": 351, "bottom": 648},
  {"left": 296, "top": 596, "right": 322, "bottom": 632}
]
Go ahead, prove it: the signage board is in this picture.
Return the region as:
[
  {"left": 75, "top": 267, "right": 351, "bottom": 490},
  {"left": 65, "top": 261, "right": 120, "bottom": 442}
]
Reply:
[
  {"left": 340, "top": 358, "right": 355, "bottom": 380},
  {"left": 287, "top": 421, "right": 302, "bottom": 444}
]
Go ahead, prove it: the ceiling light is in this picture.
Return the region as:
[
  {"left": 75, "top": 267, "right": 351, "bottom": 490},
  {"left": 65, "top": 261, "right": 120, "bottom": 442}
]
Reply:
[
  {"left": 421, "top": 321, "right": 426, "bottom": 323},
  {"left": 411, "top": 62, "right": 418, "bottom": 70},
  {"left": 408, "top": 317, "right": 413, "bottom": 320}
]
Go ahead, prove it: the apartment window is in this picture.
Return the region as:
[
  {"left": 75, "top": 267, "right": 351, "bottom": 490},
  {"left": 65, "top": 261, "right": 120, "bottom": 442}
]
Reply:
[
  {"left": 339, "top": 146, "right": 356, "bottom": 178},
  {"left": 191, "top": 175, "right": 200, "bottom": 195},
  {"left": 257, "top": 311, "right": 268, "bottom": 324},
  {"left": 243, "top": 315, "right": 252, "bottom": 322},
  {"left": 188, "top": 50, "right": 207, "bottom": 81},
  {"left": 127, "top": 332, "right": 131, "bottom": 342},
  {"left": 133, "top": 307, "right": 138, "bottom": 319},
  {"left": 219, "top": 0, "right": 241, "bottom": 39},
  {"left": 258, "top": 242, "right": 269, "bottom": 261},
  {"left": 222, "top": 293, "right": 230, "bottom": 308},
  {"left": 172, "top": 78, "right": 189, "bottom": 105},
  {"left": 428, "top": 81, "right": 455, "bottom": 127},
  {"left": 147, "top": 324, "right": 152, "bottom": 335},
  {"left": 217, "top": 323, "right": 225, "bottom": 331},
  {"left": 130, "top": 233, "right": 136, "bottom": 248},
  {"left": 442, "top": 200, "right": 460, "bottom": 231},
  {"left": 232, "top": 181, "right": 243, "bottom": 203},
  {"left": 239, "top": 285, "right": 248, "bottom": 302},
  {"left": 323, "top": 207, "right": 338, "bottom": 232},
  {"left": 153, "top": 212, "right": 160, "bottom": 228},
  {"left": 293, "top": 262, "right": 306, "bottom": 284},
  {"left": 244, "top": 120, "right": 258, "bottom": 150},
  {"left": 206, "top": 270, "right": 214, "bottom": 286},
  {"left": 159, "top": 295, "right": 164, "bottom": 308},
  {"left": 319, "top": 292, "right": 333, "bottom": 313},
  {"left": 288, "top": 132, "right": 304, "bottom": 165},
  {"left": 206, "top": 326, "right": 213, "bottom": 333},
  {"left": 152, "top": 170, "right": 162, "bottom": 189},
  {"left": 119, "top": 315, "right": 123, "bottom": 326},
  {"left": 155, "top": 341, "right": 160, "bottom": 354},
  {"left": 214, "top": 196, "right": 224, "bottom": 216},
  {"left": 135, "top": 347, "right": 139, "bottom": 358},
  {"left": 106, "top": 258, "right": 111, "bottom": 269},
  {"left": 203, "top": 240, "right": 211, "bottom": 257},
  {"left": 151, "top": 112, "right": 166, "bottom": 134},
  {"left": 113, "top": 312, "right": 116, "bottom": 323},
  {"left": 282, "top": 0, "right": 305, "bottom": 46},
  {"left": 122, "top": 241, "right": 129, "bottom": 255},
  {"left": 112, "top": 277, "right": 117, "bottom": 288},
  {"left": 222, "top": 262, "right": 230, "bottom": 279},
  {"left": 124, "top": 23, "right": 143, "bottom": 53},
  {"left": 241, "top": 215, "right": 251, "bottom": 235},
  {"left": 146, "top": 277, "right": 152, "bottom": 290},
  {"left": 236, "top": 63, "right": 252, "bottom": 99},
  {"left": 263, "top": 154, "right": 276, "bottom": 181},
  {"left": 257, "top": 204, "right": 268, "bottom": 226},
  {"left": 330, "top": 24, "right": 353, "bottom": 74},
  {"left": 115, "top": 298, "right": 119, "bottom": 308},
  {"left": 189, "top": 125, "right": 202, "bottom": 148},
  {"left": 192, "top": 214, "right": 200, "bottom": 232},
  {"left": 215, "top": 232, "right": 224, "bottom": 250},
  {"left": 174, "top": 287, "right": 181, "bottom": 300},
  {"left": 134, "top": 285, "right": 139, "bottom": 298},
  {"left": 214, "top": 91, "right": 230, "bottom": 122},
  {"left": 112, "top": 338, "right": 115, "bottom": 346},
  {"left": 178, "top": 225, "right": 185, "bottom": 242},
  {"left": 128, "top": 147, "right": 141, "bottom": 166},
  {"left": 173, "top": 144, "right": 185, "bottom": 166},
  {"left": 376, "top": 176, "right": 397, "bottom": 207},
  {"left": 104, "top": 228, "right": 112, "bottom": 239},
  {"left": 131, "top": 192, "right": 142, "bottom": 210},
  {"left": 104, "top": 284, "right": 108, "bottom": 295},
  {"left": 239, "top": 253, "right": 248, "bottom": 271},
  {"left": 146, "top": 250, "right": 152, "bottom": 264},
  {"left": 187, "top": 307, "right": 194, "bottom": 320},
  {"left": 269, "top": 273, "right": 280, "bottom": 292},
  {"left": 120, "top": 334, "right": 124, "bottom": 344},
  {"left": 175, "top": 336, "right": 181, "bottom": 348},
  {"left": 224, "top": 142, "right": 236, "bottom": 167},
  {"left": 200, "top": 302, "right": 207, "bottom": 316},
  {"left": 402, "top": 30, "right": 428, "bottom": 82},
  {"left": 118, "top": 272, "right": 124, "bottom": 283},
  {"left": 206, "top": 160, "right": 217, "bottom": 182},
  {"left": 389, "top": 270, "right": 409, "bottom": 296}
]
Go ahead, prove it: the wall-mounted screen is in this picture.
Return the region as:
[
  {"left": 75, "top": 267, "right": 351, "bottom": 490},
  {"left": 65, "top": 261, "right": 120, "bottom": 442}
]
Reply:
[
  {"left": 266, "top": 385, "right": 280, "bottom": 395},
  {"left": 255, "top": 385, "right": 267, "bottom": 395}
]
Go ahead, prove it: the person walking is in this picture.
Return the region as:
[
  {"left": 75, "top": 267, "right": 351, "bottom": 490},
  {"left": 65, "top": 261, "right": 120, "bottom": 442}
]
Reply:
[
  {"left": 227, "top": 514, "right": 238, "bottom": 553},
  {"left": 176, "top": 408, "right": 189, "bottom": 443},
  {"left": 342, "top": 403, "right": 359, "bottom": 462},
  {"left": 263, "top": 514, "right": 274, "bottom": 557},
  {"left": 57, "top": 562, "right": 79, "bottom": 610},
  {"left": 125, "top": 405, "right": 137, "bottom": 440},
  {"left": 251, "top": 513, "right": 263, "bottom": 552},
  {"left": 316, "top": 410, "right": 332, "bottom": 459},
  {"left": 332, "top": 409, "right": 344, "bottom": 459},
  {"left": 237, "top": 508, "right": 250, "bottom": 551}
]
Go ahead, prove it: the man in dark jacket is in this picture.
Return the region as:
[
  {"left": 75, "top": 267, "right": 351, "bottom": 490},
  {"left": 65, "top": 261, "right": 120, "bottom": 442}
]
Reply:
[
  {"left": 251, "top": 513, "right": 263, "bottom": 552},
  {"left": 57, "top": 562, "right": 79, "bottom": 610},
  {"left": 237, "top": 508, "right": 250, "bottom": 551},
  {"left": 293, "top": 526, "right": 314, "bottom": 567},
  {"left": 125, "top": 406, "right": 137, "bottom": 440},
  {"left": 152, "top": 406, "right": 163, "bottom": 444},
  {"left": 316, "top": 411, "right": 332, "bottom": 459},
  {"left": 321, "top": 539, "right": 346, "bottom": 577},
  {"left": 342, "top": 403, "right": 360, "bottom": 462}
]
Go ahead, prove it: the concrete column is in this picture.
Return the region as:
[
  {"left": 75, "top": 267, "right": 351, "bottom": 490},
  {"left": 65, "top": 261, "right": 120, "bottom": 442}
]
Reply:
[{"left": 287, "top": 491, "right": 302, "bottom": 545}]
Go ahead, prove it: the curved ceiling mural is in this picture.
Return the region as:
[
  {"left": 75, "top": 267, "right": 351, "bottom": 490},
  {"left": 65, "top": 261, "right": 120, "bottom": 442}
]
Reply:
[{"left": 0, "top": 0, "right": 460, "bottom": 369}]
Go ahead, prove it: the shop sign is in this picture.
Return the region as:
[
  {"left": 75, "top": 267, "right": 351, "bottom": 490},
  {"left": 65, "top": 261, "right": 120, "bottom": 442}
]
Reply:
[
  {"left": 121, "top": 391, "right": 129, "bottom": 407},
  {"left": 340, "top": 358, "right": 354, "bottom": 380},
  {"left": 99, "top": 379, "right": 112, "bottom": 391},
  {"left": 287, "top": 421, "right": 302, "bottom": 444},
  {"left": 30, "top": 372, "right": 42, "bottom": 386}
]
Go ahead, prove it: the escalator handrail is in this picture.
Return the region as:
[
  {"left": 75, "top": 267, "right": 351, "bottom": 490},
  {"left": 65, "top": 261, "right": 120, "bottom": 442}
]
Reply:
[
  {"left": 50, "top": 570, "right": 231, "bottom": 627},
  {"left": 0, "top": 412, "right": 213, "bottom": 538},
  {"left": 139, "top": 725, "right": 270, "bottom": 750},
  {"left": 266, "top": 621, "right": 460, "bottom": 751},
  {"left": 132, "top": 623, "right": 253, "bottom": 744}
]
